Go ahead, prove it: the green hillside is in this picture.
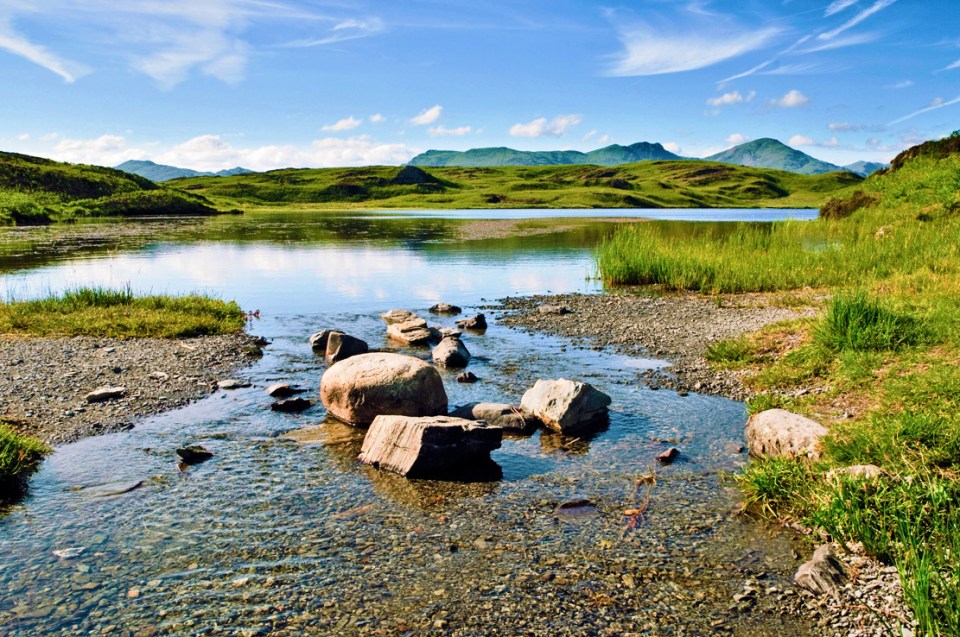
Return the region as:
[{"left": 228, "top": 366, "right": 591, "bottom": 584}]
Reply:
[
  {"left": 407, "top": 142, "right": 681, "bottom": 167},
  {"left": 115, "top": 159, "right": 254, "bottom": 182},
  {"left": 176, "top": 161, "right": 861, "bottom": 210},
  {"left": 0, "top": 151, "right": 227, "bottom": 225},
  {"left": 705, "top": 138, "right": 844, "bottom": 175}
]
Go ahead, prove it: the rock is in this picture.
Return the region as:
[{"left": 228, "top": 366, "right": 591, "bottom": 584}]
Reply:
[
  {"left": 320, "top": 352, "right": 448, "bottom": 425},
  {"left": 325, "top": 331, "right": 369, "bottom": 364},
  {"left": 745, "top": 409, "right": 827, "bottom": 460},
  {"left": 794, "top": 544, "right": 847, "bottom": 596},
  {"left": 825, "top": 464, "right": 885, "bottom": 481},
  {"left": 147, "top": 371, "right": 169, "bottom": 382},
  {"left": 520, "top": 379, "right": 611, "bottom": 435},
  {"left": 52, "top": 547, "right": 86, "bottom": 559},
  {"left": 657, "top": 447, "right": 680, "bottom": 464},
  {"left": 271, "top": 398, "right": 312, "bottom": 413},
  {"left": 456, "top": 371, "right": 479, "bottom": 383},
  {"left": 553, "top": 499, "right": 598, "bottom": 518},
  {"left": 176, "top": 445, "right": 213, "bottom": 465},
  {"left": 429, "top": 303, "right": 462, "bottom": 315},
  {"left": 538, "top": 304, "right": 572, "bottom": 315},
  {"left": 387, "top": 318, "right": 432, "bottom": 346},
  {"left": 430, "top": 327, "right": 462, "bottom": 341},
  {"left": 456, "top": 313, "right": 487, "bottom": 331},
  {"left": 217, "top": 378, "right": 251, "bottom": 390},
  {"left": 380, "top": 309, "right": 418, "bottom": 325},
  {"left": 358, "top": 415, "right": 502, "bottom": 477},
  {"left": 85, "top": 386, "right": 126, "bottom": 403},
  {"left": 432, "top": 336, "right": 471, "bottom": 368},
  {"left": 265, "top": 383, "right": 306, "bottom": 398},
  {"left": 309, "top": 329, "right": 334, "bottom": 351},
  {"left": 450, "top": 402, "right": 536, "bottom": 433}
]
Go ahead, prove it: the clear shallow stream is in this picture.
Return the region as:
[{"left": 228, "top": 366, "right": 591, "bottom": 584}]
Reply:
[{"left": 0, "top": 210, "right": 818, "bottom": 636}]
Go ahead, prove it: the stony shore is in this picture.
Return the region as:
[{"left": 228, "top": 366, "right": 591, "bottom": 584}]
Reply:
[{"left": 0, "top": 332, "right": 264, "bottom": 445}]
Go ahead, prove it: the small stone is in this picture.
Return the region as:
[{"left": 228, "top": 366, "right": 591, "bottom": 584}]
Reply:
[
  {"left": 271, "top": 398, "right": 312, "bottom": 413},
  {"left": 217, "top": 378, "right": 251, "bottom": 390},
  {"left": 176, "top": 445, "right": 213, "bottom": 465},
  {"left": 52, "top": 547, "right": 85, "bottom": 559},
  {"left": 85, "top": 386, "right": 126, "bottom": 403},
  {"left": 537, "top": 304, "right": 572, "bottom": 315},
  {"left": 795, "top": 544, "right": 847, "bottom": 596},
  {"left": 456, "top": 372, "right": 479, "bottom": 383},
  {"left": 127, "top": 588, "right": 140, "bottom": 599},
  {"left": 147, "top": 371, "right": 169, "bottom": 382},
  {"left": 265, "top": 383, "right": 305, "bottom": 398},
  {"left": 657, "top": 447, "right": 680, "bottom": 464},
  {"left": 429, "top": 303, "right": 462, "bottom": 315},
  {"left": 455, "top": 313, "right": 487, "bottom": 331}
]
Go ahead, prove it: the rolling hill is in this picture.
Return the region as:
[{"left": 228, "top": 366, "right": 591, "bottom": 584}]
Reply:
[
  {"left": 407, "top": 142, "right": 682, "bottom": 167},
  {"left": 704, "top": 138, "right": 844, "bottom": 175},
  {"left": 843, "top": 161, "right": 888, "bottom": 177},
  {"left": 116, "top": 160, "right": 254, "bottom": 182}
]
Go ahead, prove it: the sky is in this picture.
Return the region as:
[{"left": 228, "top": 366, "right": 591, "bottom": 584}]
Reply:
[{"left": 0, "top": 0, "right": 958, "bottom": 171}]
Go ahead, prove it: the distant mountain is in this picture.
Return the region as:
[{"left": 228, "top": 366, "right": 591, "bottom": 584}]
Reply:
[
  {"left": 705, "top": 138, "right": 844, "bottom": 175},
  {"left": 407, "top": 142, "right": 681, "bottom": 167},
  {"left": 843, "top": 161, "right": 889, "bottom": 177},
  {"left": 116, "top": 160, "right": 254, "bottom": 182}
]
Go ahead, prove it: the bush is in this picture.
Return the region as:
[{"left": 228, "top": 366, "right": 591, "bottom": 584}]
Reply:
[{"left": 819, "top": 190, "right": 878, "bottom": 219}]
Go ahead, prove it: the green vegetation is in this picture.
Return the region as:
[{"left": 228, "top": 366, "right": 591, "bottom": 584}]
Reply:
[
  {"left": 407, "top": 141, "right": 681, "bottom": 167},
  {"left": 703, "top": 137, "right": 844, "bottom": 175},
  {"left": 0, "top": 287, "right": 247, "bottom": 338},
  {"left": 176, "top": 160, "right": 859, "bottom": 211},
  {"left": 610, "top": 136, "right": 960, "bottom": 635},
  {"left": 0, "top": 422, "right": 51, "bottom": 498},
  {"left": 0, "top": 151, "right": 227, "bottom": 225}
]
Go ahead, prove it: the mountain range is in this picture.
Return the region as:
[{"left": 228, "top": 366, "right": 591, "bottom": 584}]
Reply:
[{"left": 115, "top": 160, "right": 253, "bottom": 182}]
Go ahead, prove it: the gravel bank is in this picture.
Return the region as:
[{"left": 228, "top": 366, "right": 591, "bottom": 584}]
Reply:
[
  {"left": 0, "top": 332, "right": 264, "bottom": 445},
  {"left": 497, "top": 291, "right": 818, "bottom": 402}
]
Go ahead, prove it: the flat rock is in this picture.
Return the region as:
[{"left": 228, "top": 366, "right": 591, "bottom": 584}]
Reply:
[
  {"left": 358, "top": 415, "right": 502, "bottom": 477},
  {"left": 450, "top": 402, "right": 536, "bottom": 433},
  {"left": 745, "top": 409, "right": 827, "bottom": 460},
  {"left": 320, "top": 352, "right": 448, "bottom": 425},
  {"left": 387, "top": 318, "right": 433, "bottom": 346},
  {"left": 325, "top": 331, "right": 369, "bottom": 364},
  {"left": 381, "top": 309, "right": 418, "bottom": 325},
  {"left": 795, "top": 544, "right": 847, "bottom": 596},
  {"left": 217, "top": 378, "right": 251, "bottom": 390},
  {"left": 265, "top": 383, "right": 306, "bottom": 398},
  {"left": 176, "top": 445, "right": 213, "bottom": 465},
  {"left": 429, "top": 303, "right": 462, "bottom": 315},
  {"left": 520, "top": 378, "right": 611, "bottom": 435},
  {"left": 456, "top": 314, "right": 487, "bottom": 331},
  {"left": 537, "top": 304, "right": 572, "bottom": 315},
  {"left": 85, "top": 386, "right": 126, "bottom": 403},
  {"left": 270, "top": 398, "right": 312, "bottom": 413},
  {"left": 432, "top": 336, "right": 471, "bottom": 368}
]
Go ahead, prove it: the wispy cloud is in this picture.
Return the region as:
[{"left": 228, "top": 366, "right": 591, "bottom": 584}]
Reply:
[
  {"left": 706, "top": 90, "right": 755, "bottom": 106},
  {"left": 428, "top": 125, "right": 472, "bottom": 137},
  {"left": 889, "top": 79, "right": 914, "bottom": 89},
  {"left": 888, "top": 95, "right": 960, "bottom": 125},
  {"left": 944, "top": 59, "right": 960, "bottom": 71},
  {"left": 282, "top": 17, "right": 385, "bottom": 47},
  {"left": 771, "top": 89, "right": 809, "bottom": 108},
  {"left": 321, "top": 116, "right": 362, "bottom": 132},
  {"left": 825, "top": 0, "right": 860, "bottom": 17},
  {"left": 410, "top": 105, "right": 442, "bottom": 126},
  {"left": 509, "top": 115, "right": 581, "bottom": 137},
  {"left": 817, "top": 0, "right": 896, "bottom": 41},
  {"left": 0, "top": 18, "right": 89, "bottom": 82}
]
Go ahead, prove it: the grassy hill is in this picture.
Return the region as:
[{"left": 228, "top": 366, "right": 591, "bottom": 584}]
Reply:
[
  {"left": 175, "top": 161, "right": 861, "bottom": 211},
  {"left": 705, "top": 138, "right": 844, "bottom": 175},
  {"left": 0, "top": 151, "right": 227, "bottom": 225},
  {"left": 116, "top": 159, "right": 254, "bottom": 182},
  {"left": 407, "top": 142, "right": 681, "bottom": 167}
]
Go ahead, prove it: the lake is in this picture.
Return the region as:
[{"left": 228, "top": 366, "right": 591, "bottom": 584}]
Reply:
[{"left": 0, "top": 209, "right": 818, "bottom": 635}]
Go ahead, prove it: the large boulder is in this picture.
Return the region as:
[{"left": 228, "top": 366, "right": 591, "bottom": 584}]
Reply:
[
  {"left": 520, "top": 379, "right": 611, "bottom": 435},
  {"left": 450, "top": 402, "right": 536, "bottom": 434},
  {"left": 381, "top": 309, "right": 418, "bottom": 325},
  {"left": 745, "top": 409, "right": 827, "bottom": 461},
  {"left": 387, "top": 318, "right": 433, "bottom": 346},
  {"left": 358, "top": 415, "right": 502, "bottom": 477},
  {"left": 325, "top": 331, "right": 368, "bottom": 364},
  {"left": 320, "top": 352, "right": 447, "bottom": 425},
  {"left": 432, "top": 336, "right": 471, "bottom": 368}
]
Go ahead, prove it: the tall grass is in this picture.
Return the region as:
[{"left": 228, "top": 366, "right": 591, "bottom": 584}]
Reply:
[
  {"left": 814, "top": 291, "right": 925, "bottom": 352},
  {"left": 0, "top": 286, "right": 246, "bottom": 338},
  {"left": 0, "top": 424, "right": 50, "bottom": 498}
]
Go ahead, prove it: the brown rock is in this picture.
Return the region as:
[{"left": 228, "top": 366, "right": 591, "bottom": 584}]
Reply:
[
  {"left": 745, "top": 409, "right": 827, "bottom": 460},
  {"left": 325, "top": 331, "right": 368, "bottom": 364},
  {"left": 520, "top": 378, "right": 611, "bottom": 435}
]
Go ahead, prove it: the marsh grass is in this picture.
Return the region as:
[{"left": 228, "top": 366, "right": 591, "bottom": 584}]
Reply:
[
  {"left": 0, "top": 286, "right": 246, "bottom": 338},
  {"left": 0, "top": 423, "right": 50, "bottom": 498}
]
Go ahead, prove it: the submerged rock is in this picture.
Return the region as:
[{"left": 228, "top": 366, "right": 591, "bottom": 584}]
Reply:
[
  {"left": 320, "top": 352, "right": 447, "bottom": 425},
  {"left": 85, "top": 386, "right": 126, "bottom": 403},
  {"left": 358, "top": 415, "right": 502, "bottom": 477},
  {"left": 271, "top": 398, "right": 312, "bottom": 413},
  {"left": 432, "top": 336, "right": 471, "bottom": 368},
  {"left": 520, "top": 378, "right": 611, "bottom": 435},
  {"left": 176, "top": 445, "right": 213, "bottom": 465},
  {"left": 450, "top": 402, "right": 536, "bottom": 433},
  {"left": 325, "top": 331, "right": 369, "bottom": 364},
  {"left": 745, "top": 409, "right": 827, "bottom": 460},
  {"left": 456, "top": 314, "right": 487, "bottom": 331},
  {"left": 217, "top": 378, "right": 251, "bottom": 390},
  {"left": 429, "top": 302, "right": 462, "bottom": 315}
]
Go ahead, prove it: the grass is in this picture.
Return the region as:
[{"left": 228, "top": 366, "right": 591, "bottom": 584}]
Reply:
[
  {"left": 0, "top": 286, "right": 247, "bottom": 338},
  {"left": 0, "top": 423, "right": 51, "bottom": 499},
  {"left": 595, "top": 137, "right": 960, "bottom": 636}
]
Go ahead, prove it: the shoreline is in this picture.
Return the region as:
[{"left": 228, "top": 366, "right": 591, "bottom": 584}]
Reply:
[{"left": 0, "top": 331, "right": 264, "bottom": 446}]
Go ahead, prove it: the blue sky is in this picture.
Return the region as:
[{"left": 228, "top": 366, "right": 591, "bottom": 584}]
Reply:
[{"left": 0, "top": 0, "right": 957, "bottom": 171}]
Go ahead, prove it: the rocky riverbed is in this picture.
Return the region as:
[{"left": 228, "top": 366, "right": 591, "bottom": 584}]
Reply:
[{"left": 0, "top": 332, "right": 264, "bottom": 445}]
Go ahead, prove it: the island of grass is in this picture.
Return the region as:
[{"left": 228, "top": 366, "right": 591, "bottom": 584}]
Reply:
[
  {"left": 0, "top": 287, "right": 251, "bottom": 499},
  {"left": 593, "top": 133, "right": 960, "bottom": 635}
]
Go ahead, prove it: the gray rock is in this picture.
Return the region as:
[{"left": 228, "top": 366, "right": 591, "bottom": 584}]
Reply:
[
  {"left": 450, "top": 402, "right": 536, "bottom": 433},
  {"left": 429, "top": 303, "right": 462, "bottom": 315},
  {"left": 270, "top": 397, "right": 312, "bottom": 413},
  {"left": 537, "top": 304, "right": 572, "bottom": 315},
  {"left": 320, "top": 352, "right": 448, "bottom": 425},
  {"left": 520, "top": 378, "right": 611, "bottom": 435},
  {"left": 358, "top": 415, "right": 502, "bottom": 477},
  {"left": 432, "top": 336, "right": 471, "bottom": 368},
  {"left": 380, "top": 309, "right": 418, "bottom": 325},
  {"left": 387, "top": 318, "right": 433, "bottom": 346},
  {"left": 795, "top": 544, "right": 847, "bottom": 596},
  {"left": 85, "top": 386, "right": 126, "bottom": 403},
  {"left": 745, "top": 409, "right": 827, "bottom": 460},
  {"left": 217, "top": 378, "right": 251, "bottom": 390},
  {"left": 176, "top": 445, "right": 213, "bottom": 465},
  {"left": 265, "top": 383, "right": 306, "bottom": 398},
  {"left": 309, "top": 329, "right": 334, "bottom": 351},
  {"left": 325, "top": 331, "right": 369, "bottom": 364},
  {"left": 456, "top": 313, "right": 487, "bottom": 331}
]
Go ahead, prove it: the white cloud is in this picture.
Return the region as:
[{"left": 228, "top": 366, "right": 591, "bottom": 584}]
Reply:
[
  {"left": 817, "top": 0, "right": 896, "bottom": 41},
  {"left": 0, "top": 19, "right": 89, "bottom": 83},
  {"left": 428, "top": 125, "right": 472, "bottom": 137},
  {"left": 946, "top": 59, "right": 960, "bottom": 71},
  {"left": 822, "top": 137, "right": 840, "bottom": 147},
  {"left": 509, "top": 115, "right": 582, "bottom": 138},
  {"left": 929, "top": 97, "right": 945, "bottom": 107},
  {"left": 706, "top": 90, "right": 754, "bottom": 106},
  {"left": 829, "top": 122, "right": 865, "bottom": 132},
  {"left": 663, "top": 142, "right": 682, "bottom": 154},
  {"left": 825, "top": 0, "right": 860, "bottom": 16},
  {"left": 597, "top": 134, "right": 611, "bottom": 145},
  {"left": 609, "top": 25, "right": 778, "bottom": 76},
  {"left": 410, "top": 105, "right": 442, "bottom": 126},
  {"left": 283, "top": 17, "right": 385, "bottom": 47},
  {"left": 726, "top": 133, "right": 747, "bottom": 145},
  {"left": 321, "top": 116, "right": 361, "bottom": 132},
  {"left": 890, "top": 80, "right": 914, "bottom": 89},
  {"left": 888, "top": 95, "right": 960, "bottom": 125},
  {"left": 52, "top": 134, "right": 144, "bottom": 166},
  {"left": 369, "top": 113, "right": 385, "bottom": 123},
  {"left": 581, "top": 129, "right": 597, "bottom": 143},
  {"left": 788, "top": 135, "right": 814, "bottom": 146},
  {"left": 772, "top": 89, "right": 809, "bottom": 108},
  {"left": 17, "top": 133, "right": 30, "bottom": 140}
]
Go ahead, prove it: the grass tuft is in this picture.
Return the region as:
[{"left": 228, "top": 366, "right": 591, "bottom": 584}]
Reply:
[
  {"left": 0, "top": 423, "right": 51, "bottom": 498},
  {"left": 813, "top": 291, "right": 926, "bottom": 352}
]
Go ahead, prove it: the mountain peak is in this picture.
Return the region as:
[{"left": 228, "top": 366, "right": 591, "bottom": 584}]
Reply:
[{"left": 705, "top": 138, "right": 844, "bottom": 175}]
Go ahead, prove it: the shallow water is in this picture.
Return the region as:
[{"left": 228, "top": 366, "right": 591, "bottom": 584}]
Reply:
[{"left": 0, "top": 210, "right": 816, "bottom": 635}]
